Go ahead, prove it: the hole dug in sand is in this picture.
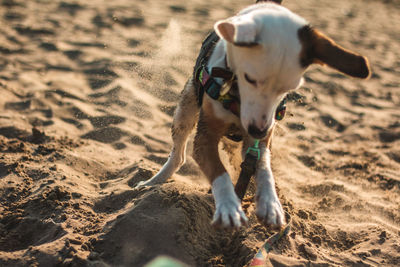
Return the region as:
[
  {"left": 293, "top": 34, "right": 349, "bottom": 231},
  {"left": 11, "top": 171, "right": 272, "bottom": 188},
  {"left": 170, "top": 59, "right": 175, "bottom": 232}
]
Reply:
[{"left": 93, "top": 184, "right": 255, "bottom": 266}]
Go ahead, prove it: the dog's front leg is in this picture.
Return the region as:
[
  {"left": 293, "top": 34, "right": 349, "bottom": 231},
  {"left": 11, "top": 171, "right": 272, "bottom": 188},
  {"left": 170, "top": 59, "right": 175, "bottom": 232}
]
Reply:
[
  {"left": 193, "top": 102, "right": 248, "bottom": 229},
  {"left": 249, "top": 133, "right": 285, "bottom": 227}
]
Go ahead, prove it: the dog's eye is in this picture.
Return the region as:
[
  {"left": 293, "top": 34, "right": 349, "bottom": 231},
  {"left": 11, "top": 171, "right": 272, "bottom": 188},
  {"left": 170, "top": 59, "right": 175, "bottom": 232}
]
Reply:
[{"left": 244, "top": 73, "right": 256, "bottom": 85}]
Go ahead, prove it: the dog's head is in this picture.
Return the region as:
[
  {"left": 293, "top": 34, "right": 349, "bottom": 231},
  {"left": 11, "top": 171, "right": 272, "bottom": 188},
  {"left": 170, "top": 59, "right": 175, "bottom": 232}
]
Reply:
[{"left": 214, "top": 3, "right": 370, "bottom": 139}]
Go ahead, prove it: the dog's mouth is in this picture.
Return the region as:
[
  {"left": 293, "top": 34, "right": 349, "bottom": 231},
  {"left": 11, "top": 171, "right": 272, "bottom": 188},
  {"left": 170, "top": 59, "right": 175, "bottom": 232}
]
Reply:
[{"left": 247, "top": 124, "right": 268, "bottom": 139}]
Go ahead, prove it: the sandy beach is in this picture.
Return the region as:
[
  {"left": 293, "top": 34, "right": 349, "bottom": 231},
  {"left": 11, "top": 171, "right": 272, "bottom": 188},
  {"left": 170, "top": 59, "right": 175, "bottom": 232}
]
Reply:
[{"left": 0, "top": 0, "right": 399, "bottom": 266}]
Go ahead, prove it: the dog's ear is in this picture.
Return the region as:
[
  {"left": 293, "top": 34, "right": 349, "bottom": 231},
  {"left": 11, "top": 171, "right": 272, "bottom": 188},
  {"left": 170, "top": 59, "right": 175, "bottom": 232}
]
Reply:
[
  {"left": 215, "top": 17, "right": 259, "bottom": 47},
  {"left": 298, "top": 25, "right": 371, "bottom": 79}
]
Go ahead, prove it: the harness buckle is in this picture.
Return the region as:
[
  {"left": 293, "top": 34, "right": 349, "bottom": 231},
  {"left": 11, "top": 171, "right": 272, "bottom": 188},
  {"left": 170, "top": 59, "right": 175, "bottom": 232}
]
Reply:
[
  {"left": 220, "top": 77, "right": 234, "bottom": 96},
  {"left": 211, "top": 67, "right": 235, "bottom": 96}
]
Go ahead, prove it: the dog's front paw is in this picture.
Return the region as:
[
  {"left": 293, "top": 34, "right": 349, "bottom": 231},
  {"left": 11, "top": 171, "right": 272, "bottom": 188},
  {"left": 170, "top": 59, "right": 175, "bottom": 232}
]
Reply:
[
  {"left": 212, "top": 199, "right": 248, "bottom": 229},
  {"left": 255, "top": 194, "right": 285, "bottom": 228},
  {"left": 211, "top": 173, "right": 248, "bottom": 229}
]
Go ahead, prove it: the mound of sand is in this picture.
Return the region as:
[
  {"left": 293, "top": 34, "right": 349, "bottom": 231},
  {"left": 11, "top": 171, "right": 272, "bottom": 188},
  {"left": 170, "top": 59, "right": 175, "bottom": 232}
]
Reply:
[{"left": 0, "top": 0, "right": 399, "bottom": 266}]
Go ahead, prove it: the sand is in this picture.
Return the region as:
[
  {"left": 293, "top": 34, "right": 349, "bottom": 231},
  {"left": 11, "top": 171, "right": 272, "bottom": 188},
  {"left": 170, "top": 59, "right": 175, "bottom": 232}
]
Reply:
[{"left": 0, "top": 0, "right": 399, "bottom": 266}]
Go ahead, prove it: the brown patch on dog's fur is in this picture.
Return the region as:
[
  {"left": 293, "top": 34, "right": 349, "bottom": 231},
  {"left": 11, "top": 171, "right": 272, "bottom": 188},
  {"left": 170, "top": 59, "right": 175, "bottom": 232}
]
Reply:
[
  {"left": 193, "top": 97, "right": 231, "bottom": 182},
  {"left": 298, "top": 25, "right": 371, "bottom": 79}
]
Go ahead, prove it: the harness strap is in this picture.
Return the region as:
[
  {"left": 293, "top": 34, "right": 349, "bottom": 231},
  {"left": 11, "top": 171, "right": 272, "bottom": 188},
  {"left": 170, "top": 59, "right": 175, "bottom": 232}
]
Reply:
[
  {"left": 198, "top": 65, "right": 241, "bottom": 116},
  {"left": 198, "top": 67, "right": 224, "bottom": 100},
  {"left": 194, "top": 31, "right": 220, "bottom": 106}
]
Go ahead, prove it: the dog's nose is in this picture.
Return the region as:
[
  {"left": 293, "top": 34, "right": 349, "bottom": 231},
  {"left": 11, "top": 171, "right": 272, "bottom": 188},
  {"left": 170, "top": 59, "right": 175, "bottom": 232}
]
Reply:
[{"left": 248, "top": 124, "right": 268, "bottom": 139}]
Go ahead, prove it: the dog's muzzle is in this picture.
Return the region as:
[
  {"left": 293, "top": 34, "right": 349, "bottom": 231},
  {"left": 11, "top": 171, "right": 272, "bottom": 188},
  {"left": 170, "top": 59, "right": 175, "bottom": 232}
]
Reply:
[{"left": 248, "top": 124, "right": 268, "bottom": 139}]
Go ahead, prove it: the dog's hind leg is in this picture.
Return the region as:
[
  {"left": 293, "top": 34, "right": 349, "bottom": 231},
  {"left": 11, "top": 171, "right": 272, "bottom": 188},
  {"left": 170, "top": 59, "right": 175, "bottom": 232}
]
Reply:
[{"left": 136, "top": 78, "right": 200, "bottom": 187}]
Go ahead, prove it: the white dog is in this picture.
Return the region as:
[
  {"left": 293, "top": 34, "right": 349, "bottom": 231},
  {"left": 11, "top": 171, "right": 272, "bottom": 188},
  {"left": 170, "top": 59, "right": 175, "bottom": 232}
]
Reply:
[{"left": 137, "top": 1, "right": 370, "bottom": 229}]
